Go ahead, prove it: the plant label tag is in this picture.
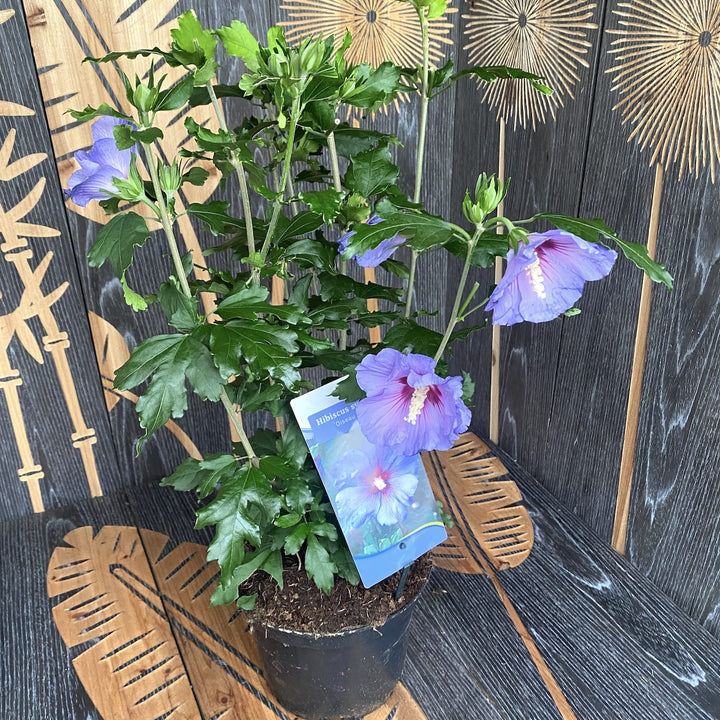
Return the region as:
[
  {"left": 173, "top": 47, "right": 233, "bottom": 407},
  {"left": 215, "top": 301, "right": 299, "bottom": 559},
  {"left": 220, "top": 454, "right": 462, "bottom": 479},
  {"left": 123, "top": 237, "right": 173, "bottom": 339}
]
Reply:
[{"left": 290, "top": 378, "right": 447, "bottom": 587}]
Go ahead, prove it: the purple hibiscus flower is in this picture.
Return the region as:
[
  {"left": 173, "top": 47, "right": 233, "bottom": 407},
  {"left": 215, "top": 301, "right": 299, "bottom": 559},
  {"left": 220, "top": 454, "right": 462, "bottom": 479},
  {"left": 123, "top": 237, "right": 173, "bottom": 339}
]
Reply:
[
  {"left": 66, "top": 116, "right": 136, "bottom": 207},
  {"left": 337, "top": 215, "right": 406, "bottom": 267},
  {"left": 333, "top": 443, "right": 419, "bottom": 530},
  {"left": 355, "top": 348, "right": 471, "bottom": 456},
  {"left": 486, "top": 229, "right": 617, "bottom": 326}
]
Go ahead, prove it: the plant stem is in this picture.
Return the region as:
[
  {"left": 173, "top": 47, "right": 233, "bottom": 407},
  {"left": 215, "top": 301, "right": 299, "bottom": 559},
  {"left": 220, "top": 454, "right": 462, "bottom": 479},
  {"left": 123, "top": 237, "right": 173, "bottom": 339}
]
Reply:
[
  {"left": 404, "top": 9, "right": 431, "bottom": 319},
  {"left": 259, "top": 92, "right": 302, "bottom": 262},
  {"left": 206, "top": 82, "right": 256, "bottom": 259},
  {"left": 141, "top": 140, "right": 257, "bottom": 461},
  {"left": 433, "top": 228, "right": 481, "bottom": 364},
  {"left": 141, "top": 142, "right": 192, "bottom": 298}
]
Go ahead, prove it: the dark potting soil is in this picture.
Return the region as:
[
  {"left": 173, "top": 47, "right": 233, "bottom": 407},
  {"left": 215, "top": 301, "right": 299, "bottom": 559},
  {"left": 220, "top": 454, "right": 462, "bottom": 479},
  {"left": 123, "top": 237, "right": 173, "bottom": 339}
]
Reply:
[{"left": 240, "top": 553, "right": 433, "bottom": 634}]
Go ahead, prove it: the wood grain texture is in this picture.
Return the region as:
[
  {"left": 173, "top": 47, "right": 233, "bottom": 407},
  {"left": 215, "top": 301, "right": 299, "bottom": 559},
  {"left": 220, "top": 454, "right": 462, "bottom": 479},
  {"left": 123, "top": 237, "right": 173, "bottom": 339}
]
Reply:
[
  {"left": 489, "top": 441, "right": 720, "bottom": 720},
  {"left": 627, "top": 156, "right": 720, "bottom": 639},
  {"left": 425, "top": 432, "right": 534, "bottom": 575},
  {"left": 0, "top": 0, "right": 122, "bottom": 519}
]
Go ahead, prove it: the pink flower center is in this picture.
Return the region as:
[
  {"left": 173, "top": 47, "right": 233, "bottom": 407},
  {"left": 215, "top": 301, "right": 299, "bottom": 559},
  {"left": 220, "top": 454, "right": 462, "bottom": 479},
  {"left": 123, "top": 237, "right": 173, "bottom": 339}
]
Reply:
[{"left": 373, "top": 475, "right": 387, "bottom": 491}]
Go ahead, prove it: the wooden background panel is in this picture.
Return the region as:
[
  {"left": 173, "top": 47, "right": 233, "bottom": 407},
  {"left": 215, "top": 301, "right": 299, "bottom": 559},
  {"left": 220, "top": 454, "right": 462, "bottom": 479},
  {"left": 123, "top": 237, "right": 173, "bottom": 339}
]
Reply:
[
  {"left": 628, "top": 162, "right": 720, "bottom": 638},
  {"left": 24, "top": 0, "right": 278, "bottom": 489},
  {"left": 0, "top": 2, "right": 123, "bottom": 519},
  {"left": 450, "top": 1, "right": 607, "bottom": 456}
]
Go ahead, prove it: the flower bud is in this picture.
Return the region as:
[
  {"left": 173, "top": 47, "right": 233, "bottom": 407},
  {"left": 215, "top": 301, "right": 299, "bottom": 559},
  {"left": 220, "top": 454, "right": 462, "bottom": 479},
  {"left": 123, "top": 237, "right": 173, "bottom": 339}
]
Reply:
[
  {"left": 132, "top": 83, "right": 159, "bottom": 113},
  {"left": 111, "top": 155, "right": 145, "bottom": 203},
  {"left": 158, "top": 160, "right": 182, "bottom": 196}
]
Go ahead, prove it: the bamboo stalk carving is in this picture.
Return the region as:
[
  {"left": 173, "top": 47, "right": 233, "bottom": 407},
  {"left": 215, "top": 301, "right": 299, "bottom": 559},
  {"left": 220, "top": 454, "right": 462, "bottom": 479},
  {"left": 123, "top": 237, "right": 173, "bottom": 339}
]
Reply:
[{"left": 0, "top": 8, "right": 104, "bottom": 511}]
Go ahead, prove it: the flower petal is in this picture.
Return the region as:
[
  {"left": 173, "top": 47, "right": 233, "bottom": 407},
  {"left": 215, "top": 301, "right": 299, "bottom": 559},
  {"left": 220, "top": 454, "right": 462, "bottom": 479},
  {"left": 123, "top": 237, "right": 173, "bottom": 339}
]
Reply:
[{"left": 356, "top": 347, "right": 406, "bottom": 397}]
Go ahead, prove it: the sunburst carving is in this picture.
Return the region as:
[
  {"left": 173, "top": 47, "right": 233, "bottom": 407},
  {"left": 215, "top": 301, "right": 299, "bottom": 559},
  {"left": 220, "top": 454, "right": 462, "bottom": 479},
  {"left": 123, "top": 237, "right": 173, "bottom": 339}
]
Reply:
[
  {"left": 281, "top": 0, "right": 455, "bottom": 70},
  {"left": 607, "top": 0, "right": 720, "bottom": 181},
  {"left": 463, "top": 0, "right": 597, "bottom": 130}
]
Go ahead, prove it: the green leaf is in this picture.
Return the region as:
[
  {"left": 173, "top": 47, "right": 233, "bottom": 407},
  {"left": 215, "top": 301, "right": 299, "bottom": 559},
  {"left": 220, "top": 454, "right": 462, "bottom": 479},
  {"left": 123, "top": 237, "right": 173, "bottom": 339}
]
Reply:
[
  {"left": 283, "top": 475, "right": 315, "bottom": 514},
  {"left": 284, "top": 523, "right": 310, "bottom": 555},
  {"left": 317, "top": 271, "right": 402, "bottom": 303},
  {"left": 236, "top": 594, "right": 257, "bottom": 610},
  {"left": 343, "top": 62, "right": 402, "bottom": 110},
  {"left": 68, "top": 103, "right": 132, "bottom": 123},
  {"left": 183, "top": 167, "right": 209, "bottom": 186},
  {"left": 279, "top": 417, "right": 309, "bottom": 471},
  {"left": 197, "top": 464, "right": 280, "bottom": 530},
  {"left": 461, "top": 371, "right": 475, "bottom": 407},
  {"left": 161, "top": 456, "right": 204, "bottom": 492},
  {"left": 453, "top": 65, "right": 552, "bottom": 95},
  {"left": 333, "top": 371, "right": 364, "bottom": 403},
  {"left": 157, "top": 280, "right": 198, "bottom": 331},
  {"left": 135, "top": 339, "right": 192, "bottom": 445},
  {"left": 534, "top": 213, "right": 673, "bottom": 289},
  {"left": 331, "top": 127, "right": 400, "bottom": 159},
  {"left": 209, "top": 321, "right": 301, "bottom": 388},
  {"left": 186, "top": 201, "right": 243, "bottom": 235},
  {"left": 305, "top": 534, "right": 336, "bottom": 595},
  {"left": 184, "top": 339, "right": 224, "bottom": 402},
  {"left": 216, "top": 21, "right": 260, "bottom": 71},
  {"left": 428, "top": 0, "right": 449, "bottom": 20},
  {"left": 332, "top": 544, "right": 360, "bottom": 585},
  {"left": 87, "top": 212, "right": 150, "bottom": 286},
  {"left": 383, "top": 320, "right": 444, "bottom": 356},
  {"left": 215, "top": 285, "right": 308, "bottom": 325},
  {"left": 155, "top": 74, "right": 195, "bottom": 112},
  {"left": 85, "top": 48, "right": 178, "bottom": 67},
  {"left": 298, "top": 189, "right": 343, "bottom": 222},
  {"left": 280, "top": 239, "right": 336, "bottom": 270},
  {"left": 262, "top": 549, "right": 284, "bottom": 586},
  {"left": 344, "top": 145, "right": 398, "bottom": 198},
  {"left": 194, "top": 454, "right": 239, "bottom": 497},
  {"left": 341, "top": 212, "right": 453, "bottom": 258},
  {"left": 275, "top": 210, "right": 325, "bottom": 242},
  {"left": 445, "top": 232, "right": 509, "bottom": 269},
  {"left": 171, "top": 10, "right": 217, "bottom": 67},
  {"left": 275, "top": 513, "right": 302, "bottom": 528},
  {"left": 114, "top": 334, "right": 184, "bottom": 389}
]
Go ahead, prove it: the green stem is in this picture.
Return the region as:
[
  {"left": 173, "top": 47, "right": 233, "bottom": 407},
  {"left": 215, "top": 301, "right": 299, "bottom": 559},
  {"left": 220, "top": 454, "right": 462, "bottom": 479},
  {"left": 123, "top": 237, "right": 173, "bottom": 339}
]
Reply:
[
  {"left": 141, "top": 142, "right": 191, "bottom": 298},
  {"left": 404, "top": 9, "right": 431, "bottom": 319},
  {"left": 260, "top": 92, "right": 303, "bottom": 262},
  {"left": 433, "top": 228, "right": 481, "bottom": 364},
  {"left": 141, "top": 139, "right": 257, "bottom": 461},
  {"left": 206, "top": 82, "right": 257, "bottom": 260}
]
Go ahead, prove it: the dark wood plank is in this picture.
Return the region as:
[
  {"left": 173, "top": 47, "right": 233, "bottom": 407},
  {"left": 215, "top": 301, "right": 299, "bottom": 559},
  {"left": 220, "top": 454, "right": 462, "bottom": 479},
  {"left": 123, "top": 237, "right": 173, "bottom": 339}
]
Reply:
[
  {"left": 531, "top": 1, "right": 660, "bottom": 540},
  {"left": 0, "top": 2, "right": 123, "bottom": 519},
  {"left": 484, "top": 441, "right": 720, "bottom": 720},
  {"left": 0, "top": 492, "right": 139, "bottom": 720},
  {"left": 628, "top": 160, "right": 720, "bottom": 638}
]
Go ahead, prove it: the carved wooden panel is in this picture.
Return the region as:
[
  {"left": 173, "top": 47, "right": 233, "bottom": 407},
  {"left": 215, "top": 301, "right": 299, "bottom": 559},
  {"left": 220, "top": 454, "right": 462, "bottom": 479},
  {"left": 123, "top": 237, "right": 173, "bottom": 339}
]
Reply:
[
  {"left": 47, "top": 525, "right": 428, "bottom": 720},
  {"left": 0, "top": 2, "right": 122, "bottom": 518}
]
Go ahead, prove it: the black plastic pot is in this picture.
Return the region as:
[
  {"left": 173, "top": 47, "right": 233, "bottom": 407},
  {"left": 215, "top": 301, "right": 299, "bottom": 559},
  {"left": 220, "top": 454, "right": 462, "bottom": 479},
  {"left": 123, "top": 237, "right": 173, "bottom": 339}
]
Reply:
[{"left": 252, "top": 593, "right": 421, "bottom": 720}]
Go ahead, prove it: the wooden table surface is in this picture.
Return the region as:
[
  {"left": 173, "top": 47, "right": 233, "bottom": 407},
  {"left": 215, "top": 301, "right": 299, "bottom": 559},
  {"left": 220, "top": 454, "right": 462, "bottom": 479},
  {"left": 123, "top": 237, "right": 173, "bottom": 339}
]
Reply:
[{"left": 2, "top": 434, "right": 719, "bottom": 720}]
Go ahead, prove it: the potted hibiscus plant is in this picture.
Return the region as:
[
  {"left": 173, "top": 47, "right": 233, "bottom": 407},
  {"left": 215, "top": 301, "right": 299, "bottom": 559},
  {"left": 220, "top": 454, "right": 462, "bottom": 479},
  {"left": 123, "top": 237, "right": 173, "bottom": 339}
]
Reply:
[{"left": 65, "top": 3, "right": 671, "bottom": 718}]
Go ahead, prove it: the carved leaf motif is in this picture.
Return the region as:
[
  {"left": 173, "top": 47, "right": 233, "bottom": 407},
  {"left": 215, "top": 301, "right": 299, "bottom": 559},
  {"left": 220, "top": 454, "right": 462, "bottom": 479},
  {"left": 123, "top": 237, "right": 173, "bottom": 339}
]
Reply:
[
  {"left": 48, "top": 525, "right": 427, "bottom": 719},
  {"left": 88, "top": 311, "right": 130, "bottom": 412},
  {"left": 424, "top": 432, "right": 534, "bottom": 574}
]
